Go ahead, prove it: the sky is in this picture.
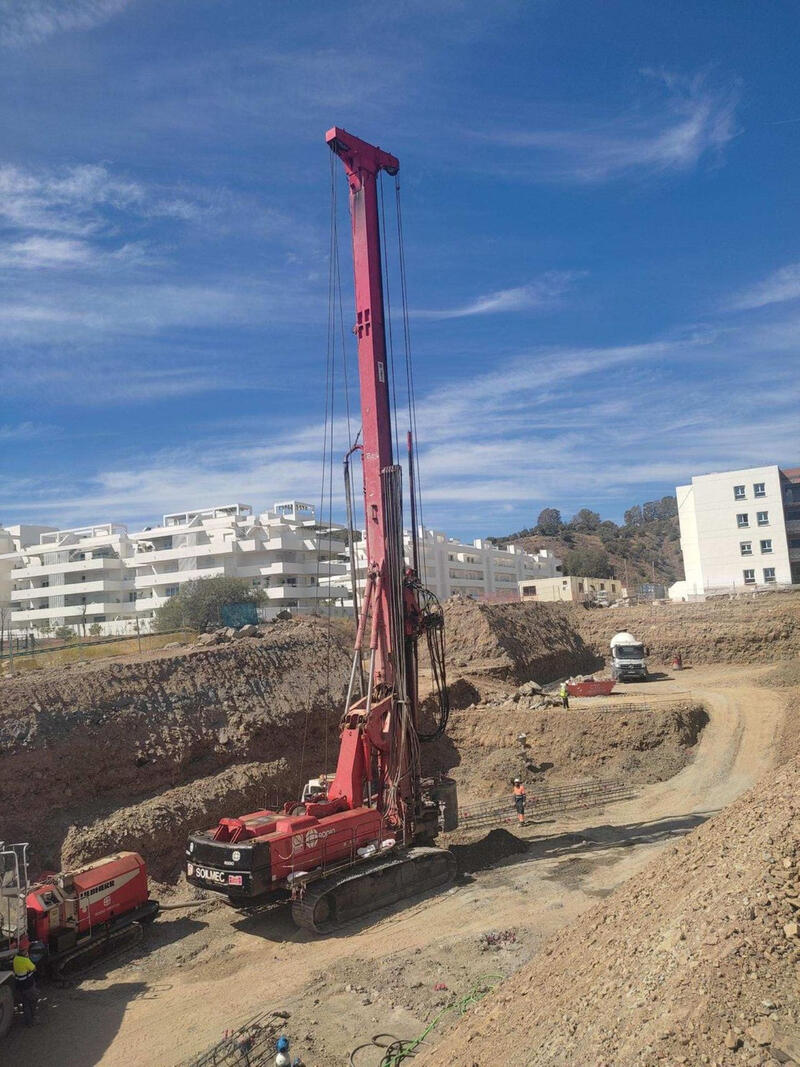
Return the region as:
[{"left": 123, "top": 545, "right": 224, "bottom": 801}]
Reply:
[{"left": 1, "top": 0, "right": 798, "bottom": 540}]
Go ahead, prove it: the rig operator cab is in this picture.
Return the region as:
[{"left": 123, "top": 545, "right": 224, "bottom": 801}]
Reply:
[{"left": 610, "top": 631, "right": 649, "bottom": 681}]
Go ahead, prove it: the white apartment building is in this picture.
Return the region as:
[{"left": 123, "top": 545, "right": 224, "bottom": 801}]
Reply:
[
  {"left": 7, "top": 502, "right": 350, "bottom": 635},
  {"left": 326, "top": 527, "right": 562, "bottom": 605},
  {"left": 671, "top": 464, "right": 800, "bottom": 600}
]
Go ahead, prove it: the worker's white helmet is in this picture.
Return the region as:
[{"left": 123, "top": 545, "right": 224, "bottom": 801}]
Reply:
[{"left": 514, "top": 777, "right": 521, "bottom": 783}]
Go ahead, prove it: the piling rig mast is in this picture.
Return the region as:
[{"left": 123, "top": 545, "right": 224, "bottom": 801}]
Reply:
[{"left": 186, "top": 128, "right": 455, "bottom": 932}]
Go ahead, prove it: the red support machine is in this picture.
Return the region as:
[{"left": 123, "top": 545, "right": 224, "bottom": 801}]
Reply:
[{"left": 186, "top": 128, "right": 455, "bottom": 933}]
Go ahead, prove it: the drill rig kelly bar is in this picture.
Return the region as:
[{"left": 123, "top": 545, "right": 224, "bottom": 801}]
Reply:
[{"left": 186, "top": 128, "right": 457, "bottom": 932}]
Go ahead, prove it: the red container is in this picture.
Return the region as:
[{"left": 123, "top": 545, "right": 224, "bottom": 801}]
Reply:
[{"left": 566, "top": 680, "right": 616, "bottom": 697}]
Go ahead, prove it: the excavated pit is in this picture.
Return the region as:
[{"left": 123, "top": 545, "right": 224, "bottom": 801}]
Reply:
[{"left": 0, "top": 600, "right": 714, "bottom": 885}]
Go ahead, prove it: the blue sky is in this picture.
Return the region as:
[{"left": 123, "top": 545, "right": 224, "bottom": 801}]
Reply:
[{"left": 1, "top": 0, "right": 798, "bottom": 539}]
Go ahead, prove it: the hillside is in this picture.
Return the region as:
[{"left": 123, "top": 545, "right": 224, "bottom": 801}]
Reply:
[
  {"left": 514, "top": 520, "right": 682, "bottom": 589},
  {"left": 491, "top": 499, "right": 683, "bottom": 589}
]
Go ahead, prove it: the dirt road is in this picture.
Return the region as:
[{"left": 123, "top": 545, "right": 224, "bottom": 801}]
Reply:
[{"left": 5, "top": 664, "right": 784, "bottom": 1066}]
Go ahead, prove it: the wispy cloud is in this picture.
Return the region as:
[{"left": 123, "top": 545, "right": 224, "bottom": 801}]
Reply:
[
  {"left": 6, "top": 310, "right": 799, "bottom": 531},
  {"left": 0, "top": 162, "right": 200, "bottom": 234},
  {"left": 413, "top": 272, "right": 581, "bottom": 319},
  {"left": 0, "top": 235, "right": 152, "bottom": 270},
  {"left": 0, "top": 0, "right": 134, "bottom": 48},
  {"left": 727, "top": 262, "right": 800, "bottom": 311},
  {"left": 0, "top": 421, "right": 48, "bottom": 441},
  {"left": 479, "top": 71, "right": 740, "bottom": 182}
]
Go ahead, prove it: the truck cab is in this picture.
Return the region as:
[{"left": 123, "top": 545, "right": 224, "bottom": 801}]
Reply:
[{"left": 609, "top": 631, "right": 648, "bottom": 681}]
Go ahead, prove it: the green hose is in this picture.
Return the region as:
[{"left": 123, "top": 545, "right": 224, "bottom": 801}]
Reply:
[{"left": 349, "top": 973, "right": 504, "bottom": 1066}]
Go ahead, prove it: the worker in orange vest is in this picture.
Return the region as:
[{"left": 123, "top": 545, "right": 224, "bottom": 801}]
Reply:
[{"left": 513, "top": 778, "right": 526, "bottom": 825}]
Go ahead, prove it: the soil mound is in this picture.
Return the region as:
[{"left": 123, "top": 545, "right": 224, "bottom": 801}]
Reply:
[
  {"left": 443, "top": 598, "right": 601, "bottom": 682},
  {"left": 450, "top": 828, "right": 531, "bottom": 873},
  {"left": 422, "top": 756, "right": 800, "bottom": 1066}
]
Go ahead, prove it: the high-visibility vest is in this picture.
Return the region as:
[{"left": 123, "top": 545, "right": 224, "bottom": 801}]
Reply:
[
  {"left": 513, "top": 784, "right": 525, "bottom": 797},
  {"left": 559, "top": 683, "right": 568, "bottom": 696}
]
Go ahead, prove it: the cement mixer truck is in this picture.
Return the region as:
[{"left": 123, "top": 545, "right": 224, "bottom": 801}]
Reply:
[{"left": 609, "top": 631, "right": 648, "bottom": 682}]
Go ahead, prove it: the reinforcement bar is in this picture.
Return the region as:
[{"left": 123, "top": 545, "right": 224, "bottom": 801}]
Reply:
[{"left": 458, "top": 778, "right": 637, "bottom": 830}]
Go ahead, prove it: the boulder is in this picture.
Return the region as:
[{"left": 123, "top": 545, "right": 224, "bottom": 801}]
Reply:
[{"left": 517, "top": 680, "right": 543, "bottom": 697}]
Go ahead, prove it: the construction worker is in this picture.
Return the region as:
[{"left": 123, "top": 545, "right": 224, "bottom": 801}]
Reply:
[
  {"left": 559, "top": 681, "right": 569, "bottom": 709},
  {"left": 12, "top": 947, "right": 37, "bottom": 1027},
  {"left": 513, "top": 778, "right": 526, "bottom": 825},
  {"left": 275, "top": 1035, "right": 291, "bottom": 1067}
]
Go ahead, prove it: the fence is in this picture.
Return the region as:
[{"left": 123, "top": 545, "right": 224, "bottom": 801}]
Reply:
[{"left": 458, "top": 777, "right": 638, "bottom": 832}]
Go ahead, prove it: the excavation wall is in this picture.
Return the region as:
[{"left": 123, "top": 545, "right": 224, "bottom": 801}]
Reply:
[
  {"left": 0, "top": 619, "right": 352, "bottom": 871},
  {"left": 564, "top": 591, "right": 800, "bottom": 665},
  {"left": 423, "top": 700, "right": 708, "bottom": 804}
]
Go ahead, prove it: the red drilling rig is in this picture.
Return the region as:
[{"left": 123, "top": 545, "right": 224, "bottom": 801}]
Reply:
[{"left": 186, "top": 128, "right": 457, "bottom": 932}]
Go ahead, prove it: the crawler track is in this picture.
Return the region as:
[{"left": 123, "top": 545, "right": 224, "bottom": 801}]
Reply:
[{"left": 291, "top": 846, "right": 456, "bottom": 933}]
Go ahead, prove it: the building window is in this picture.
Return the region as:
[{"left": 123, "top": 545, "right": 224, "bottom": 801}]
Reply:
[
  {"left": 577, "top": 582, "right": 584, "bottom": 592},
  {"left": 521, "top": 585, "right": 536, "bottom": 596},
  {"left": 165, "top": 585, "right": 179, "bottom": 597},
  {"left": 763, "top": 567, "right": 776, "bottom": 583},
  {"left": 743, "top": 569, "right": 755, "bottom": 585},
  {"left": 757, "top": 511, "right": 769, "bottom": 526},
  {"left": 790, "top": 538, "right": 800, "bottom": 550},
  {"left": 736, "top": 513, "right": 749, "bottom": 528},
  {"left": 753, "top": 482, "right": 766, "bottom": 497},
  {"left": 760, "top": 539, "right": 772, "bottom": 554},
  {"left": 733, "top": 485, "right": 746, "bottom": 500},
  {"left": 740, "top": 542, "right": 752, "bottom": 556}
]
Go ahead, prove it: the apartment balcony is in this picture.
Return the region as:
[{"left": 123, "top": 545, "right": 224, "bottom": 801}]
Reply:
[
  {"left": 133, "top": 566, "right": 226, "bottom": 588},
  {"left": 238, "top": 561, "right": 348, "bottom": 579},
  {"left": 10, "top": 579, "right": 129, "bottom": 601},
  {"left": 13, "top": 557, "right": 125, "bottom": 580},
  {"left": 130, "top": 544, "right": 223, "bottom": 564},
  {"left": 12, "top": 603, "right": 137, "bottom": 622}
]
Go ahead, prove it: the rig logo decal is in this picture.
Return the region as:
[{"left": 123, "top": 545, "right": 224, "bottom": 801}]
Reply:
[{"left": 305, "top": 828, "right": 319, "bottom": 849}]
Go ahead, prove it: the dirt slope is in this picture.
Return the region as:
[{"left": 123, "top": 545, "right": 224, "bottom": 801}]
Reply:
[
  {"left": 423, "top": 753, "right": 800, "bottom": 1067},
  {"left": 60, "top": 760, "right": 287, "bottom": 883},
  {"left": 0, "top": 618, "right": 351, "bottom": 871}
]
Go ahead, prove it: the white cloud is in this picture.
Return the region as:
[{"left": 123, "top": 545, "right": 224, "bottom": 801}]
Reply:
[
  {"left": 479, "top": 71, "right": 740, "bottom": 182},
  {"left": 413, "top": 272, "right": 581, "bottom": 319},
  {"left": 0, "top": 235, "right": 150, "bottom": 270},
  {"left": 0, "top": 0, "right": 134, "bottom": 48},
  {"left": 0, "top": 162, "right": 199, "bottom": 234},
  {"left": 728, "top": 263, "right": 800, "bottom": 311}
]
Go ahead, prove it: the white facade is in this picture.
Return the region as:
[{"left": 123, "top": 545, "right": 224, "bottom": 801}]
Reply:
[
  {"left": 671, "top": 464, "right": 800, "bottom": 599},
  {"left": 8, "top": 503, "right": 350, "bottom": 635},
  {"left": 326, "top": 527, "right": 562, "bottom": 605}
]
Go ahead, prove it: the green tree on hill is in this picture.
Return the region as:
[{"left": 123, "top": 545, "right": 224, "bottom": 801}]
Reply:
[
  {"left": 536, "top": 508, "right": 563, "bottom": 536},
  {"left": 154, "top": 577, "right": 265, "bottom": 633},
  {"left": 562, "top": 547, "right": 613, "bottom": 578}
]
